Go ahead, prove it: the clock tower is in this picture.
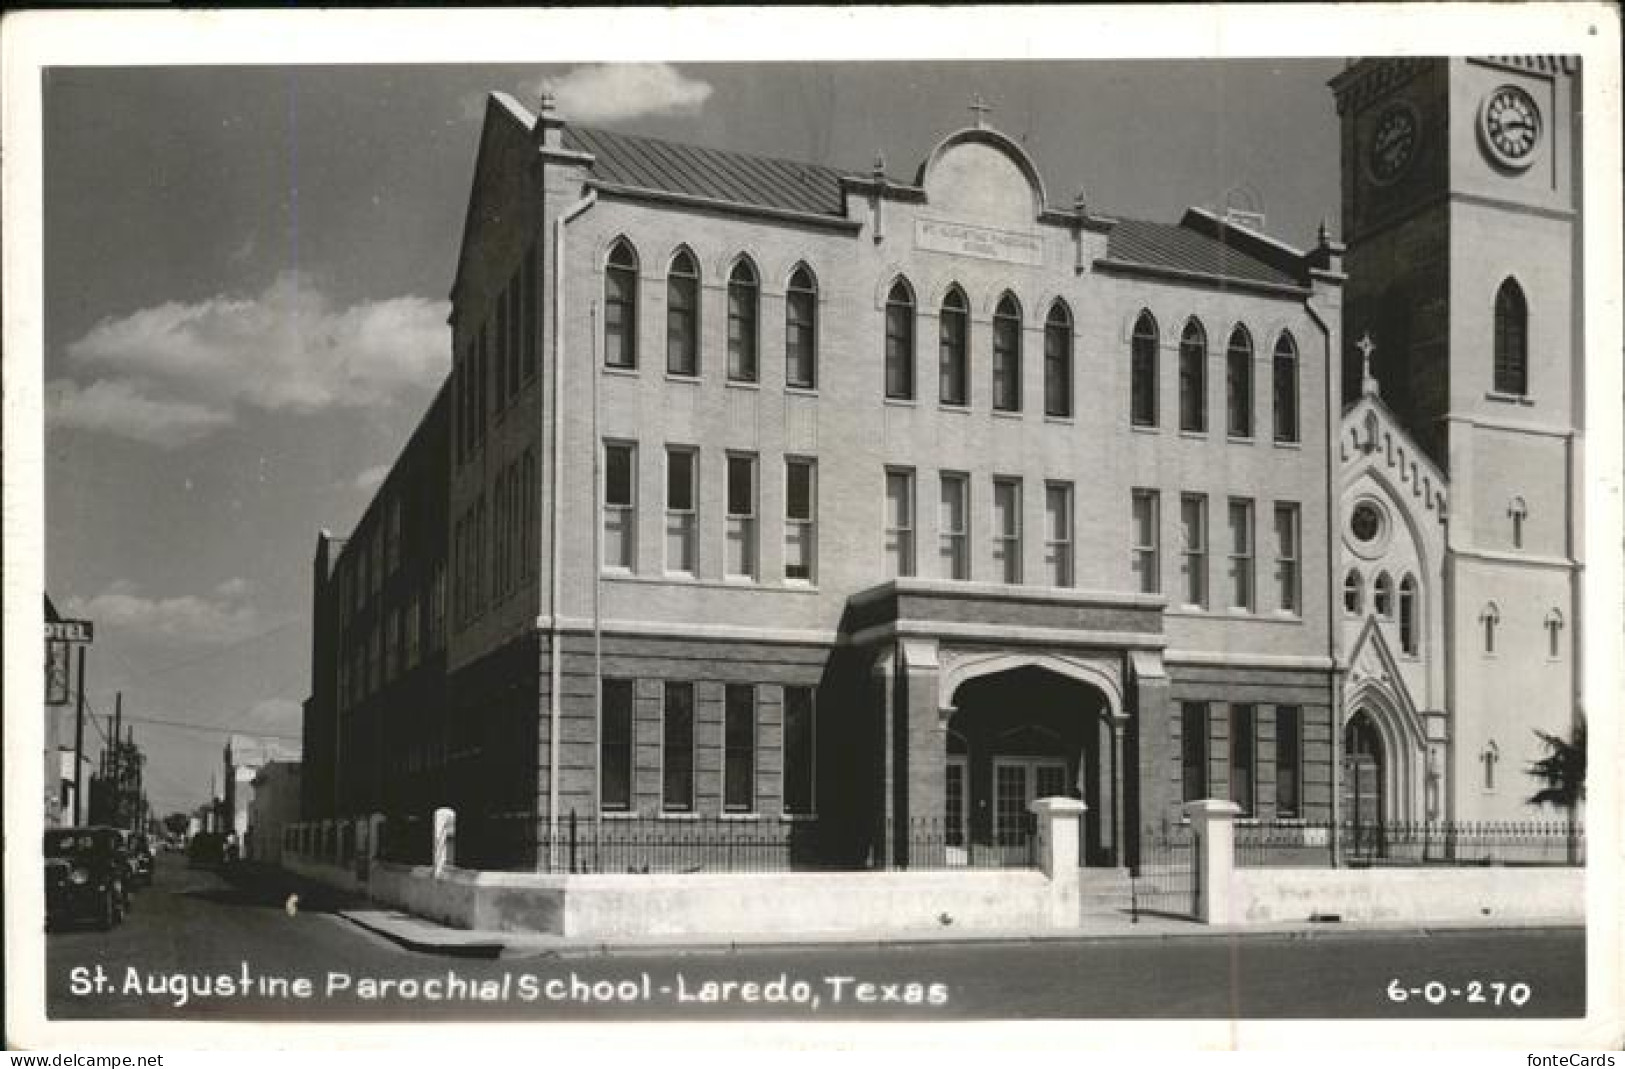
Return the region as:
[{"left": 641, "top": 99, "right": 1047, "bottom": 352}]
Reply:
[{"left": 1330, "top": 57, "right": 1583, "bottom": 822}]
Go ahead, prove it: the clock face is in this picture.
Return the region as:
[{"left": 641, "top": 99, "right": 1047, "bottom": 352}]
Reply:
[
  {"left": 1481, "top": 85, "right": 1541, "bottom": 169},
  {"left": 1368, "top": 103, "right": 1419, "bottom": 184}
]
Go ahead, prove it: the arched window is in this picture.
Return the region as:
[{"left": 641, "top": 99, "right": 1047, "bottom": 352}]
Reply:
[
  {"left": 727, "top": 259, "right": 759, "bottom": 383},
  {"left": 1179, "top": 318, "right": 1208, "bottom": 432},
  {"left": 604, "top": 240, "right": 639, "bottom": 370},
  {"left": 1130, "top": 311, "right": 1158, "bottom": 427},
  {"left": 1226, "top": 325, "right": 1254, "bottom": 438},
  {"left": 992, "top": 293, "right": 1023, "bottom": 412},
  {"left": 785, "top": 265, "right": 818, "bottom": 389},
  {"left": 1481, "top": 602, "right": 1501, "bottom": 654},
  {"left": 1482, "top": 740, "right": 1500, "bottom": 790},
  {"left": 1044, "top": 301, "right": 1073, "bottom": 418},
  {"left": 1399, "top": 574, "right": 1419, "bottom": 654},
  {"left": 1493, "top": 278, "right": 1528, "bottom": 396},
  {"left": 1508, "top": 495, "right": 1528, "bottom": 550},
  {"left": 1545, "top": 608, "right": 1564, "bottom": 659},
  {"left": 1343, "top": 568, "right": 1364, "bottom": 615},
  {"left": 666, "top": 250, "right": 699, "bottom": 376},
  {"left": 939, "top": 286, "right": 969, "bottom": 406},
  {"left": 884, "top": 279, "right": 915, "bottom": 400},
  {"left": 1373, "top": 571, "right": 1394, "bottom": 618},
  {"left": 1273, "top": 331, "right": 1300, "bottom": 443}
]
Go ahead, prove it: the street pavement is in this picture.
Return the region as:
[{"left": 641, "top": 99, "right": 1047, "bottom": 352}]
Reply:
[{"left": 44, "top": 852, "right": 1586, "bottom": 1021}]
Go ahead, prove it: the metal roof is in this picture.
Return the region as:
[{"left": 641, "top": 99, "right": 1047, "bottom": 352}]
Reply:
[
  {"left": 565, "top": 125, "right": 849, "bottom": 218},
  {"left": 1104, "top": 218, "right": 1301, "bottom": 289},
  {"left": 561, "top": 123, "right": 1299, "bottom": 288}
]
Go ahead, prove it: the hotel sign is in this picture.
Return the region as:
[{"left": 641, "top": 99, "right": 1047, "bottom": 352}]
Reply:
[
  {"left": 45, "top": 619, "right": 94, "bottom": 643},
  {"left": 914, "top": 218, "right": 1044, "bottom": 267}
]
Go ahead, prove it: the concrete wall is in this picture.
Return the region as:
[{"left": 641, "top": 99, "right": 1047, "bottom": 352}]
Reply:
[
  {"left": 364, "top": 862, "right": 1059, "bottom": 938},
  {"left": 1232, "top": 866, "right": 1583, "bottom": 924}
]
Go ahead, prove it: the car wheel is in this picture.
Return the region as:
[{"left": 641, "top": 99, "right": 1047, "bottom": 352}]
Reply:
[{"left": 99, "top": 889, "right": 116, "bottom": 931}]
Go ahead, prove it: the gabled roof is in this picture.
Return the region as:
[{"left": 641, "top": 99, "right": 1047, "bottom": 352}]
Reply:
[
  {"left": 1103, "top": 217, "right": 1303, "bottom": 289},
  {"left": 564, "top": 125, "right": 850, "bottom": 218}
]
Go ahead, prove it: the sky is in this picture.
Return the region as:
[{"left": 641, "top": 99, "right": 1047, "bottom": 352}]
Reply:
[{"left": 39, "top": 56, "right": 1348, "bottom": 817}]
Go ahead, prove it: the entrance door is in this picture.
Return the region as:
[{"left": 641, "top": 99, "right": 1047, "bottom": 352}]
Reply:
[
  {"left": 945, "top": 756, "right": 968, "bottom": 851},
  {"left": 1343, "top": 711, "right": 1385, "bottom": 860},
  {"left": 992, "top": 757, "right": 1067, "bottom": 861}
]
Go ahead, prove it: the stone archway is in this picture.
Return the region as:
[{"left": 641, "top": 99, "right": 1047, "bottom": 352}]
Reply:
[{"left": 945, "top": 663, "right": 1119, "bottom": 866}]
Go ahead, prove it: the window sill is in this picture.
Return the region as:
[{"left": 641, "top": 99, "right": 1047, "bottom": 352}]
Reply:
[
  {"left": 1130, "top": 421, "right": 1159, "bottom": 434},
  {"left": 1273, "top": 438, "right": 1302, "bottom": 450},
  {"left": 1044, "top": 413, "right": 1075, "bottom": 425},
  {"left": 1485, "top": 390, "right": 1534, "bottom": 406},
  {"left": 725, "top": 379, "right": 761, "bottom": 391},
  {"left": 785, "top": 385, "right": 819, "bottom": 397},
  {"left": 602, "top": 365, "right": 640, "bottom": 378},
  {"left": 720, "top": 812, "right": 761, "bottom": 821},
  {"left": 883, "top": 396, "right": 917, "bottom": 408},
  {"left": 664, "top": 373, "right": 701, "bottom": 386},
  {"left": 599, "top": 810, "right": 640, "bottom": 821},
  {"left": 1178, "top": 429, "right": 1209, "bottom": 440},
  {"left": 1166, "top": 606, "right": 1210, "bottom": 617},
  {"left": 1226, "top": 434, "right": 1255, "bottom": 445},
  {"left": 659, "top": 811, "right": 701, "bottom": 821},
  {"left": 778, "top": 812, "right": 819, "bottom": 823},
  {"left": 991, "top": 409, "right": 1023, "bottom": 420},
  {"left": 722, "top": 574, "right": 760, "bottom": 585},
  {"left": 939, "top": 403, "right": 972, "bottom": 415}
]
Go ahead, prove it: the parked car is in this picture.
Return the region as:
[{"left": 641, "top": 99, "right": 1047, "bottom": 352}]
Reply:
[
  {"left": 44, "top": 827, "right": 131, "bottom": 931},
  {"left": 127, "top": 833, "right": 155, "bottom": 887},
  {"left": 187, "top": 831, "right": 225, "bottom": 868}
]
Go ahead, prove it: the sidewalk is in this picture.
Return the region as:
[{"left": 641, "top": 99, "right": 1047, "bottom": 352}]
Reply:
[{"left": 337, "top": 906, "right": 1584, "bottom": 960}]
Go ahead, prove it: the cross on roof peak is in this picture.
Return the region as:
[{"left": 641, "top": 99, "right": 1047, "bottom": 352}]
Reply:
[
  {"left": 1357, "top": 331, "right": 1381, "bottom": 399},
  {"left": 969, "top": 94, "right": 993, "bottom": 129}
]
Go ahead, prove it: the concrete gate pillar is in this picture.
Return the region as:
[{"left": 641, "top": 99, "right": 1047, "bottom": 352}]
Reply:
[{"left": 1186, "top": 799, "right": 1242, "bottom": 924}]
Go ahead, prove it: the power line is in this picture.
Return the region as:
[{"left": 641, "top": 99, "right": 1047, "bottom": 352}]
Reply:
[
  {"left": 114, "top": 712, "right": 301, "bottom": 742},
  {"left": 98, "top": 618, "right": 303, "bottom": 686}
]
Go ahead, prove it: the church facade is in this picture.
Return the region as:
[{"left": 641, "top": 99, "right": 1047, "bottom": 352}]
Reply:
[
  {"left": 301, "top": 56, "right": 1584, "bottom": 870},
  {"left": 1330, "top": 56, "right": 1584, "bottom": 827}
]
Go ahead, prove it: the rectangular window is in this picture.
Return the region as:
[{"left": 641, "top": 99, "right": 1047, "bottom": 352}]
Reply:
[
  {"left": 523, "top": 245, "right": 537, "bottom": 381},
  {"left": 1131, "top": 489, "right": 1160, "bottom": 594},
  {"left": 939, "top": 473, "right": 969, "bottom": 580},
  {"left": 495, "top": 296, "right": 509, "bottom": 408},
  {"left": 1228, "top": 498, "right": 1255, "bottom": 611},
  {"left": 724, "top": 684, "right": 756, "bottom": 812},
  {"left": 404, "top": 596, "right": 420, "bottom": 670},
  {"left": 1044, "top": 482, "right": 1074, "bottom": 587},
  {"left": 783, "top": 686, "right": 816, "bottom": 815},
  {"left": 1181, "top": 701, "right": 1209, "bottom": 802},
  {"left": 600, "top": 679, "right": 633, "bottom": 812},
  {"left": 1273, "top": 503, "right": 1300, "bottom": 614},
  {"left": 885, "top": 297, "right": 914, "bottom": 400},
  {"left": 1230, "top": 704, "right": 1255, "bottom": 816},
  {"left": 785, "top": 458, "right": 817, "bottom": 582},
  {"left": 993, "top": 477, "right": 1023, "bottom": 584},
  {"left": 725, "top": 454, "right": 757, "bottom": 580},
  {"left": 603, "top": 443, "right": 636, "bottom": 570},
  {"left": 383, "top": 608, "right": 399, "bottom": 683},
  {"left": 662, "top": 681, "right": 695, "bottom": 812},
  {"left": 1180, "top": 494, "right": 1208, "bottom": 608},
  {"left": 1275, "top": 705, "right": 1301, "bottom": 819},
  {"left": 992, "top": 310, "right": 1021, "bottom": 412},
  {"left": 665, "top": 448, "right": 698, "bottom": 576},
  {"left": 476, "top": 326, "right": 489, "bottom": 442},
  {"left": 884, "top": 469, "right": 916, "bottom": 577}
]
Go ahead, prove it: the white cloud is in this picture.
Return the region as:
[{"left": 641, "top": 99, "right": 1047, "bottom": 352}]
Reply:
[
  {"left": 54, "top": 272, "right": 450, "bottom": 446},
  {"left": 352, "top": 464, "right": 390, "bottom": 493},
  {"left": 243, "top": 698, "right": 302, "bottom": 737},
  {"left": 45, "top": 378, "right": 232, "bottom": 449},
  {"left": 534, "top": 63, "right": 713, "bottom": 124},
  {"left": 63, "top": 581, "right": 260, "bottom": 646}
]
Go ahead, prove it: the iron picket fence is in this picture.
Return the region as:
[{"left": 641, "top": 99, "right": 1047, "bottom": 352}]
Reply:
[
  {"left": 1129, "top": 820, "right": 1197, "bottom": 920},
  {"left": 1235, "top": 819, "right": 1585, "bottom": 868}
]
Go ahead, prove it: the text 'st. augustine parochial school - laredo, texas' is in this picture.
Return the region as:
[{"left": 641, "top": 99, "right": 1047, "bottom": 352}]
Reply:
[{"left": 297, "top": 57, "right": 1583, "bottom": 872}]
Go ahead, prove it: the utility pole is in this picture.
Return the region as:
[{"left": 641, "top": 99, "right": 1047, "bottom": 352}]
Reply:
[{"left": 72, "top": 647, "right": 86, "bottom": 824}]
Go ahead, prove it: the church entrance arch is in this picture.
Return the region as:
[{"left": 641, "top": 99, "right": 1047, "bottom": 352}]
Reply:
[
  {"left": 1343, "top": 710, "right": 1386, "bottom": 859},
  {"left": 945, "top": 663, "right": 1118, "bottom": 866}
]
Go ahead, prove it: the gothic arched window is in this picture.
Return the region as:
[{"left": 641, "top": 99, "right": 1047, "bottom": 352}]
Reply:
[
  {"left": 992, "top": 293, "right": 1023, "bottom": 412},
  {"left": 1494, "top": 278, "right": 1528, "bottom": 396},
  {"left": 1044, "top": 301, "right": 1073, "bottom": 418},
  {"left": 727, "top": 258, "right": 759, "bottom": 383},
  {"left": 604, "top": 239, "right": 640, "bottom": 370},
  {"left": 939, "top": 286, "right": 969, "bottom": 406},
  {"left": 666, "top": 249, "right": 700, "bottom": 376},
  {"left": 884, "top": 279, "right": 915, "bottom": 401},
  {"left": 785, "top": 265, "right": 819, "bottom": 389},
  {"left": 1179, "top": 318, "right": 1208, "bottom": 432},
  {"left": 1130, "top": 310, "right": 1158, "bottom": 427},
  {"left": 1226, "top": 325, "right": 1253, "bottom": 438}
]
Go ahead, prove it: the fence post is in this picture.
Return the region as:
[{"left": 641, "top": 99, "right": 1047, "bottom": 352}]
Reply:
[
  {"left": 1185, "top": 799, "right": 1242, "bottom": 925},
  {"left": 366, "top": 813, "right": 384, "bottom": 877},
  {"left": 1030, "top": 797, "right": 1086, "bottom": 927},
  {"left": 433, "top": 807, "right": 456, "bottom": 876}
]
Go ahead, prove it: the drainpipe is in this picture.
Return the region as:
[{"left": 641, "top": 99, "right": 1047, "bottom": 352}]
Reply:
[
  {"left": 548, "top": 189, "right": 597, "bottom": 871},
  {"left": 590, "top": 299, "right": 603, "bottom": 820},
  {"left": 1305, "top": 294, "right": 1341, "bottom": 864}
]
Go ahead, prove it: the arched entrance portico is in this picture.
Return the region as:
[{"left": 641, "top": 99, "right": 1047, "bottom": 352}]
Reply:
[{"left": 945, "top": 663, "right": 1120, "bottom": 866}]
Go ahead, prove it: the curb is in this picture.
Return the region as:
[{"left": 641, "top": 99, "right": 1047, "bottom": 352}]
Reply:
[{"left": 337, "top": 909, "right": 1584, "bottom": 960}]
